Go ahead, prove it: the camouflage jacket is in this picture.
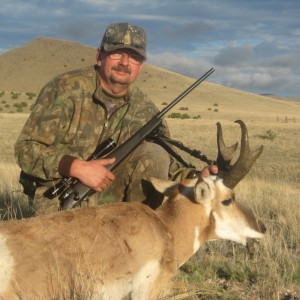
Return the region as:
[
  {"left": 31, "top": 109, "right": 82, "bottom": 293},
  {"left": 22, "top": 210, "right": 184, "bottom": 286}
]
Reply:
[{"left": 15, "top": 65, "right": 171, "bottom": 184}]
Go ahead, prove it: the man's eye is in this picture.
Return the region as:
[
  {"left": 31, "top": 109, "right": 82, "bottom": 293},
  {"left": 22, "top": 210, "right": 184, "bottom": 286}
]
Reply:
[
  {"left": 131, "top": 55, "right": 142, "bottom": 61},
  {"left": 222, "top": 198, "right": 232, "bottom": 206}
]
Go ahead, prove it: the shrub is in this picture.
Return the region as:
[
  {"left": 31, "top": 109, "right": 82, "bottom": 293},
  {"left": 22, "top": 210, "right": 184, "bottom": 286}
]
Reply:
[
  {"left": 0, "top": 91, "right": 5, "bottom": 97},
  {"left": 193, "top": 115, "right": 201, "bottom": 119},
  {"left": 26, "top": 92, "right": 36, "bottom": 99},
  {"left": 161, "top": 102, "right": 168, "bottom": 106},
  {"left": 180, "top": 113, "right": 190, "bottom": 119},
  {"left": 168, "top": 113, "right": 181, "bottom": 119},
  {"left": 168, "top": 112, "right": 190, "bottom": 119},
  {"left": 179, "top": 107, "right": 189, "bottom": 111},
  {"left": 11, "top": 93, "right": 20, "bottom": 100},
  {"left": 258, "top": 130, "right": 277, "bottom": 141},
  {"left": 13, "top": 102, "right": 27, "bottom": 109}
]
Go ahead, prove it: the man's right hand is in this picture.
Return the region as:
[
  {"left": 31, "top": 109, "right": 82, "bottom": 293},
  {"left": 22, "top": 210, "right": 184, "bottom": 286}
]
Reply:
[{"left": 69, "top": 158, "right": 116, "bottom": 192}]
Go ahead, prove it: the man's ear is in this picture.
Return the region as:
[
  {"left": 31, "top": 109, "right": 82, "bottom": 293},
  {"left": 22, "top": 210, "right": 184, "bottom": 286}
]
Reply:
[
  {"left": 137, "top": 62, "right": 144, "bottom": 74},
  {"left": 96, "top": 48, "right": 102, "bottom": 66}
]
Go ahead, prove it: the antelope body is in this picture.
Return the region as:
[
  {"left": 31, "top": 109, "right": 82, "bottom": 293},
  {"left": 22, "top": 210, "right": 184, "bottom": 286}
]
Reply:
[{"left": 0, "top": 121, "right": 265, "bottom": 299}]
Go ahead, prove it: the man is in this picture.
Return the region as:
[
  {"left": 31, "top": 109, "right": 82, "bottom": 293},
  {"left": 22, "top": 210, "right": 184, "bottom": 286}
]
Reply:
[{"left": 15, "top": 22, "right": 216, "bottom": 215}]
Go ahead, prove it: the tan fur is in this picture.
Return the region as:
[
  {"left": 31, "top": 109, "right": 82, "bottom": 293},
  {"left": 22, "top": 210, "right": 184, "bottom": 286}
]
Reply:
[{"left": 0, "top": 176, "right": 265, "bottom": 299}]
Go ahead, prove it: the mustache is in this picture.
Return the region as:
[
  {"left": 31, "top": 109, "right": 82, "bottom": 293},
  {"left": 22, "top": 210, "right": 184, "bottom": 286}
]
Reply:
[{"left": 112, "top": 65, "right": 131, "bottom": 74}]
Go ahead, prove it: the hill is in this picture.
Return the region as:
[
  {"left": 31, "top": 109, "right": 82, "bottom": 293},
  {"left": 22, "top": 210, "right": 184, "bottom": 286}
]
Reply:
[{"left": 0, "top": 37, "right": 299, "bottom": 121}]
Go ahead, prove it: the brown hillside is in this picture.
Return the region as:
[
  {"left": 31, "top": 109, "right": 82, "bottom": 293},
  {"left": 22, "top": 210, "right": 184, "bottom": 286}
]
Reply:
[
  {"left": 0, "top": 38, "right": 96, "bottom": 92},
  {"left": 0, "top": 37, "right": 299, "bottom": 121}
]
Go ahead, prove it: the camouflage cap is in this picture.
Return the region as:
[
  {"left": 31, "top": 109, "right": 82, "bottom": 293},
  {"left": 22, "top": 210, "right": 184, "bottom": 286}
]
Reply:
[{"left": 100, "top": 23, "right": 147, "bottom": 59}]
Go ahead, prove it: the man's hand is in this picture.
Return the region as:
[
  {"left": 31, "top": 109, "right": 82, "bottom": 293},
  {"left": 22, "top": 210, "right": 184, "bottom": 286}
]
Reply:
[
  {"left": 69, "top": 158, "right": 116, "bottom": 192},
  {"left": 201, "top": 165, "right": 218, "bottom": 177}
]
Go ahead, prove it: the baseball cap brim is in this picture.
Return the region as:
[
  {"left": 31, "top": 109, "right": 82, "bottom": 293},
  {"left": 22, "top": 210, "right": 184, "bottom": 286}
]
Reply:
[{"left": 103, "top": 43, "right": 146, "bottom": 59}]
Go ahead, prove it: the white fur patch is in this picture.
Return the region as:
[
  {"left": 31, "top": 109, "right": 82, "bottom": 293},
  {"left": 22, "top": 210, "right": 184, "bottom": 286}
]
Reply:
[
  {"left": 202, "top": 176, "right": 218, "bottom": 197},
  {"left": 213, "top": 212, "right": 264, "bottom": 245},
  {"left": 94, "top": 260, "right": 161, "bottom": 299},
  {"left": 203, "top": 175, "right": 217, "bottom": 183},
  {"left": 0, "top": 233, "right": 14, "bottom": 294},
  {"left": 214, "top": 178, "right": 227, "bottom": 191},
  {"left": 193, "top": 226, "right": 201, "bottom": 254}
]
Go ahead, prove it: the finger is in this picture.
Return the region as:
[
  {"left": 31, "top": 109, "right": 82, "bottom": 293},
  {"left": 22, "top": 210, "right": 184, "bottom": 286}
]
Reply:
[
  {"left": 106, "top": 171, "right": 115, "bottom": 181},
  {"left": 98, "top": 178, "right": 111, "bottom": 191},
  {"left": 92, "top": 182, "right": 106, "bottom": 193},
  {"left": 209, "top": 165, "right": 219, "bottom": 175},
  {"left": 201, "top": 167, "right": 210, "bottom": 177},
  {"left": 100, "top": 157, "right": 116, "bottom": 166}
]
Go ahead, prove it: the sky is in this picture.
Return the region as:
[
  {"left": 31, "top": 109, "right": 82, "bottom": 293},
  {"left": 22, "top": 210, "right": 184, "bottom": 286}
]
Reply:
[{"left": 1, "top": 0, "right": 300, "bottom": 97}]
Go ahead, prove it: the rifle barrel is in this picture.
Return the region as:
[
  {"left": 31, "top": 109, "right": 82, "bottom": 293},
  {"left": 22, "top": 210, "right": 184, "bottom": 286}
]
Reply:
[{"left": 157, "top": 68, "right": 215, "bottom": 118}]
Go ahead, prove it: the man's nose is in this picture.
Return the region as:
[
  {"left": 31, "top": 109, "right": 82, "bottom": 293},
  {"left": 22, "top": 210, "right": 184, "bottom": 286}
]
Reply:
[{"left": 119, "top": 54, "right": 129, "bottom": 65}]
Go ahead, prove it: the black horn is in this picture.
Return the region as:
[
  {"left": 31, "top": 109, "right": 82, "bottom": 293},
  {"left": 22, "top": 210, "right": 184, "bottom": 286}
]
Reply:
[{"left": 216, "top": 120, "right": 263, "bottom": 189}]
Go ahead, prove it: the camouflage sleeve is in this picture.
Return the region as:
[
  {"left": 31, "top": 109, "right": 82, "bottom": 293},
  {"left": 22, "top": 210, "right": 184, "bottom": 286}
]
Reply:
[{"left": 14, "top": 79, "right": 73, "bottom": 180}]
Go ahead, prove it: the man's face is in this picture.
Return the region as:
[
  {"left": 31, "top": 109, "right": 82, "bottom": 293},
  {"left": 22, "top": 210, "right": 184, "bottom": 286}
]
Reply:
[{"left": 97, "top": 48, "right": 144, "bottom": 93}]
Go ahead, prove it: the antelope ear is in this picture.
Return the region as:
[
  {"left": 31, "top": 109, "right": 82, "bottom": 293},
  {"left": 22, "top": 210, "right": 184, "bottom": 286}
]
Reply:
[
  {"left": 194, "top": 181, "right": 212, "bottom": 204},
  {"left": 150, "top": 177, "right": 178, "bottom": 197}
]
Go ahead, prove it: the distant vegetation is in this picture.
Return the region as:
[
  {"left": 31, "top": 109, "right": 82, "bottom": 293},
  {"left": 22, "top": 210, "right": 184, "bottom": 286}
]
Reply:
[
  {"left": 168, "top": 112, "right": 201, "bottom": 119},
  {"left": 25, "top": 92, "right": 36, "bottom": 99},
  {"left": 258, "top": 129, "right": 277, "bottom": 141},
  {"left": 0, "top": 90, "right": 35, "bottom": 113},
  {"left": 11, "top": 92, "right": 20, "bottom": 99}
]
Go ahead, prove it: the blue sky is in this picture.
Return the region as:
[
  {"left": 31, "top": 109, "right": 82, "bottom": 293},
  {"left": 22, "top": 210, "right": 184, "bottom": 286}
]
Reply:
[{"left": 1, "top": 0, "right": 299, "bottom": 97}]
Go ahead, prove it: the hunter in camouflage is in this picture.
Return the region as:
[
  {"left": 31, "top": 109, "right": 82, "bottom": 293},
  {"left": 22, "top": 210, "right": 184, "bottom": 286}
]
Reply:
[{"left": 15, "top": 23, "right": 187, "bottom": 215}]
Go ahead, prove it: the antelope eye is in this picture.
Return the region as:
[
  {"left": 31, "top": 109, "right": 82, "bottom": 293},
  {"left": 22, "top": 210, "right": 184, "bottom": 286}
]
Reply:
[{"left": 222, "top": 198, "right": 232, "bottom": 206}]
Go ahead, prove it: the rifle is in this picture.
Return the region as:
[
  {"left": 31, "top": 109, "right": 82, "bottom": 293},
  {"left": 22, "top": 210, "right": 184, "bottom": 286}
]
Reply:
[{"left": 46, "top": 68, "right": 215, "bottom": 210}]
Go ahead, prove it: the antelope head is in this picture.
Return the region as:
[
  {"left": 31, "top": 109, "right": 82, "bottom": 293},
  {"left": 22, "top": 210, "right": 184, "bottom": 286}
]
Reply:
[
  {"left": 207, "top": 120, "right": 265, "bottom": 244},
  {"left": 153, "top": 120, "right": 265, "bottom": 251},
  {"left": 212, "top": 119, "right": 265, "bottom": 247}
]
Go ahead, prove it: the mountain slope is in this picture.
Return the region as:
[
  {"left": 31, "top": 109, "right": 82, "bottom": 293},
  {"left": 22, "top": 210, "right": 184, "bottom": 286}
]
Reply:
[{"left": 0, "top": 37, "right": 299, "bottom": 121}]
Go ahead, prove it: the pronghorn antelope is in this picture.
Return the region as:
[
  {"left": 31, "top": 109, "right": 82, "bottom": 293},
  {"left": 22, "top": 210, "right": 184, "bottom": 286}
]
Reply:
[{"left": 0, "top": 120, "right": 265, "bottom": 299}]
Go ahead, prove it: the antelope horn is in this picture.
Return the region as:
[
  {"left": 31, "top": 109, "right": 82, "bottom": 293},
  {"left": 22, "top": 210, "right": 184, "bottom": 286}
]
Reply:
[
  {"left": 216, "top": 122, "right": 239, "bottom": 170},
  {"left": 217, "top": 120, "right": 263, "bottom": 189}
]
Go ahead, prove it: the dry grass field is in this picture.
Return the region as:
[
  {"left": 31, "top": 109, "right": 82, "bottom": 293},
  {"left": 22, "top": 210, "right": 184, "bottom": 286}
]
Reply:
[
  {"left": 0, "top": 38, "right": 299, "bottom": 299},
  {"left": 1, "top": 106, "right": 299, "bottom": 299}
]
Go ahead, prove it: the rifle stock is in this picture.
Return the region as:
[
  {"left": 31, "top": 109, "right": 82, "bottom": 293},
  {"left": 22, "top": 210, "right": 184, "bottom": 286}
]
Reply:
[{"left": 59, "top": 67, "right": 215, "bottom": 210}]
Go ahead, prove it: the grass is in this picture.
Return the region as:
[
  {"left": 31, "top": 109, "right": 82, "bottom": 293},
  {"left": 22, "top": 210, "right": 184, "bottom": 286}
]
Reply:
[{"left": 0, "top": 110, "right": 299, "bottom": 299}]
